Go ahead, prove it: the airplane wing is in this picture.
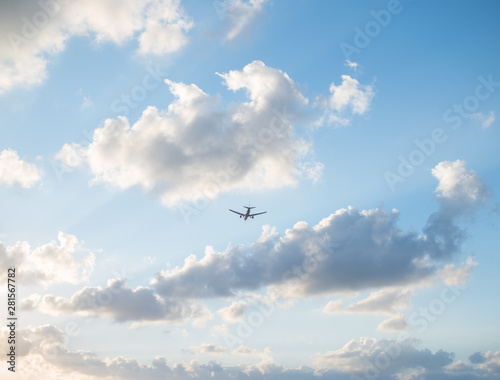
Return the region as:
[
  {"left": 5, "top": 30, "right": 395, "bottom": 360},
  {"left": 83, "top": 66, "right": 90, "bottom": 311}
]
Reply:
[
  {"left": 249, "top": 211, "right": 267, "bottom": 217},
  {"left": 229, "top": 209, "right": 245, "bottom": 216}
]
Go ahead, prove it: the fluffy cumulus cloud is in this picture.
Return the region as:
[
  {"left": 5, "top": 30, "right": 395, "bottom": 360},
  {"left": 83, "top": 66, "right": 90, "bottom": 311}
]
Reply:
[
  {"left": 217, "top": 300, "right": 248, "bottom": 321},
  {"left": 0, "top": 0, "right": 191, "bottom": 93},
  {"left": 0, "top": 148, "right": 42, "bottom": 188},
  {"left": 432, "top": 159, "right": 489, "bottom": 208},
  {"left": 29, "top": 278, "right": 212, "bottom": 325},
  {"left": 2, "top": 327, "right": 499, "bottom": 380},
  {"left": 215, "top": 0, "right": 269, "bottom": 41},
  {"left": 0, "top": 232, "right": 94, "bottom": 286},
  {"left": 316, "top": 75, "right": 374, "bottom": 127},
  {"left": 57, "top": 61, "right": 317, "bottom": 208}
]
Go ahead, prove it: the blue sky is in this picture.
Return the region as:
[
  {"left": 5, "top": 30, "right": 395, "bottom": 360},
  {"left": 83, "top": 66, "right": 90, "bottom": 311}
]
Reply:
[{"left": 1, "top": 1, "right": 500, "bottom": 379}]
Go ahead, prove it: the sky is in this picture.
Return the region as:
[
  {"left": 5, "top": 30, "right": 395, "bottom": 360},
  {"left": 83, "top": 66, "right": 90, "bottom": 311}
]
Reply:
[{"left": 1, "top": 0, "right": 500, "bottom": 379}]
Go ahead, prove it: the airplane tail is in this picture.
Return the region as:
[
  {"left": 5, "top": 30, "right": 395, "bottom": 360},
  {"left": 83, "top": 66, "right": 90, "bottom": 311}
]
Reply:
[{"left": 244, "top": 206, "right": 256, "bottom": 209}]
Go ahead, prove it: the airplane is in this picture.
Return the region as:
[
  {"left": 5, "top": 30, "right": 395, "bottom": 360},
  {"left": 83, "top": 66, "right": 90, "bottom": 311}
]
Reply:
[{"left": 229, "top": 206, "right": 267, "bottom": 221}]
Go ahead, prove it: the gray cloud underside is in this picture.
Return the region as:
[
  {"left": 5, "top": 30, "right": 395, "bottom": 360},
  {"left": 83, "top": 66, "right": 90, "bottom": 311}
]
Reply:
[
  {"left": 153, "top": 206, "right": 458, "bottom": 299},
  {"left": 153, "top": 160, "right": 488, "bottom": 299},
  {"left": 35, "top": 279, "right": 210, "bottom": 324}
]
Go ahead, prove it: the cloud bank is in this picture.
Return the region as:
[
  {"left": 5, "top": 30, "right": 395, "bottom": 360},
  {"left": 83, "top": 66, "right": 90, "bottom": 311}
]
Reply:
[{"left": 2, "top": 326, "right": 499, "bottom": 380}]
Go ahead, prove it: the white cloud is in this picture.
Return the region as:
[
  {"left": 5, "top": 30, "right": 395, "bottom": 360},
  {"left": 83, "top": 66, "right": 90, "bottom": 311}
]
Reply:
[
  {"left": 57, "top": 61, "right": 315, "bottom": 207},
  {"left": 216, "top": 0, "right": 269, "bottom": 41},
  {"left": 211, "top": 324, "right": 228, "bottom": 334},
  {"left": 323, "top": 289, "right": 411, "bottom": 316},
  {"left": 188, "top": 343, "right": 228, "bottom": 354},
  {"left": 377, "top": 314, "right": 408, "bottom": 331},
  {"left": 137, "top": 0, "right": 193, "bottom": 55},
  {"left": 0, "top": 232, "right": 94, "bottom": 286},
  {"left": 0, "top": 0, "right": 191, "bottom": 94},
  {"left": 432, "top": 160, "right": 489, "bottom": 207},
  {"left": 324, "top": 289, "right": 411, "bottom": 332},
  {"left": 233, "top": 345, "right": 261, "bottom": 354},
  {"left": 0, "top": 148, "right": 41, "bottom": 188},
  {"left": 344, "top": 60, "right": 359, "bottom": 70},
  {"left": 328, "top": 75, "right": 374, "bottom": 115},
  {"left": 439, "top": 256, "right": 478, "bottom": 286},
  {"left": 480, "top": 351, "right": 500, "bottom": 374},
  {"left": 217, "top": 301, "right": 248, "bottom": 322},
  {"left": 299, "top": 161, "right": 324, "bottom": 184},
  {"left": 315, "top": 75, "right": 374, "bottom": 127},
  {"left": 470, "top": 111, "right": 495, "bottom": 129}
]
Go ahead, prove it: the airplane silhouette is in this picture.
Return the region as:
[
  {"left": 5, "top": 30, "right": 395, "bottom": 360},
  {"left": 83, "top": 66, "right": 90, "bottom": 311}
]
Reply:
[{"left": 229, "top": 206, "right": 267, "bottom": 221}]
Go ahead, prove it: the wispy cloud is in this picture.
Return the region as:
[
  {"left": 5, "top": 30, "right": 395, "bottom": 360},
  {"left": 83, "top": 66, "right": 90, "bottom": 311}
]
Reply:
[{"left": 470, "top": 111, "right": 496, "bottom": 129}]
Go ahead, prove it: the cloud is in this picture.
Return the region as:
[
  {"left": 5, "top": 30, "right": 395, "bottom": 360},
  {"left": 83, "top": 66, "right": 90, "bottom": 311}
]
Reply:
[
  {"left": 217, "top": 301, "right": 248, "bottom": 322},
  {"left": 344, "top": 60, "right": 359, "bottom": 70},
  {"left": 480, "top": 351, "right": 500, "bottom": 373},
  {"left": 0, "top": 148, "right": 41, "bottom": 188},
  {"left": 33, "top": 278, "right": 212, "bottom": 325},
  {"left": 432, "top": 160, "right": 489, "bottom": 208},
  {"left": 4, "top": 326, "right": 499, "bottom": 380},
  {"left": 470, "top": 352, "right": 487, "bottom": 364},
  {"left": 439, "top": 256, "right": 478, "bottom": 285},
  {"left": 315, "top": 75, "right": 374, "bottom": 127},
  {"left": 137, "top": 0, "right": 193, "bottom": 55},
  {"left": 57, "top": 61, "right": 317, "bottom": 208},
  {"left": 211, "top": 324, "right": 228, "bottom": 334},
  {"left": 377, "top": 314, "right": 408, "bottom": 331},
  {"left": 152, "top": 162, "right": 487, "bottom": 299},
  {"left": 324, "top": 289, "right": 411, "bottom": 332},
  {"left": 315, "top": 337, "right": 454, "bottom": 376},
  {"left": 215, "top": 0, "right": 269, "bottom": 41},
  {"left": 0, "top": 232, "right": 94, "bottom": 286},
  {"left": 470, "top": 111, "right": 495, "bottom": 129},
  {"left": 153, "top": 206, "right": 458, "bottom": 299},
  {"left": 422, "top": 160, "right": 489, "bottom": 260},
  {"left": 27, "top": 161, "right": 482, "bottom": 328},
  {"left": 233, "top": 345, "right": 261, "bottom": 354},
  {"left": 328, "top": 75, "right": 374, "bottom": 115},
  {"left": 0, "top": 0, "right": 191, "bottom": 94},
  {"left": 323, "top": 289, "right": 412, "bottom": 316},
  {"left": 188, "top": 343, "right": 228, "bottom": 354}
]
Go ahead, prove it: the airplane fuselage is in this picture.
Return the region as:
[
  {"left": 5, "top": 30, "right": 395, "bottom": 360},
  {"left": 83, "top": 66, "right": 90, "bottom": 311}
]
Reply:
[{"left": 229, "top": 206, "right": 266, "bottom": 221}]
